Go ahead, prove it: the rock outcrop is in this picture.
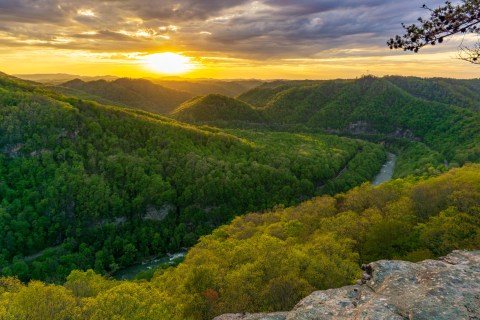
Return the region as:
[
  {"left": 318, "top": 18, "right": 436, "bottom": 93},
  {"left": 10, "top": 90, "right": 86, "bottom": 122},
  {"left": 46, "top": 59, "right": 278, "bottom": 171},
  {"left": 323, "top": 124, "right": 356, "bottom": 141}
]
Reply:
[{"left": 214, "top": 250, "right": 480, "bottom": 320}]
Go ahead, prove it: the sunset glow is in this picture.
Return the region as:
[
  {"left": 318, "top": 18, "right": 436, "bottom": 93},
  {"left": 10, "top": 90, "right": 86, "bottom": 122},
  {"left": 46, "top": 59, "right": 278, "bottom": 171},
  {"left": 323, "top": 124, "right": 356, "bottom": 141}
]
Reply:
[
  {"left": 143, "top": 53, "right": 196, "bottom": 75},
  {"left": 0, "top": 0, "right": 477, "bottom": 79}
]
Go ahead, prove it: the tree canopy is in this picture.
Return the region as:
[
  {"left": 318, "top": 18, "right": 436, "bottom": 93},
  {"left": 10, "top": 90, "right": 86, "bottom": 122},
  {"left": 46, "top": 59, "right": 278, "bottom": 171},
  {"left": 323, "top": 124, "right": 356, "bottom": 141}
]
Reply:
[{"left": 388, "top": 0, "right": 480, "bottom": 63}]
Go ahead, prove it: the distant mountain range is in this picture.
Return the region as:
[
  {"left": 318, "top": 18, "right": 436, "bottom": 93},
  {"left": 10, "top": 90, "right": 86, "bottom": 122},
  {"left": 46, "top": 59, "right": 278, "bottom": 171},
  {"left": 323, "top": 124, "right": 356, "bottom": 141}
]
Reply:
[
  {"left": 15, "top": 73, "right": 263, "bottom": 97},
  {"left": 14, "top": 73, "right": 120, "bottom": 84},
  {"left": 53, "top": 78, "right": 194, "bottom": 115},
  {"left": 1, "top": 71, "right": 479, "bottom": 320},
  {"left": 176, "top": 76, "right": 480, "bottom": 167},
  {"left": 149, "top": 78, "right": 262, "bottom": 97},
  {"left": 33, "top": 74, "right": 480, "bottom": 168}
]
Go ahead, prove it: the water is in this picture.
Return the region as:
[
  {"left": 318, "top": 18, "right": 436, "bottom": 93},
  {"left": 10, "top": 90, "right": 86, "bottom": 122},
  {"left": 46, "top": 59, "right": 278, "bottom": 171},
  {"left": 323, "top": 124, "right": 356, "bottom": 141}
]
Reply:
[
  {"left": 372, "top": 153, "right": 396, "bottom": 186},
  {"left": 114, "top": 252, "right": 186, "bottom": 280}
]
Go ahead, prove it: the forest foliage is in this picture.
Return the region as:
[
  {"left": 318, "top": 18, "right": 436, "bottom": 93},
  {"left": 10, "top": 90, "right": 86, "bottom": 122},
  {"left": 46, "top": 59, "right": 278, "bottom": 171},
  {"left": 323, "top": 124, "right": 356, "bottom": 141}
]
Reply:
[
  {"left": 0, "top": 72, "right": 479, "bottom": 319},
  {"left": 0, "top": 165, "right": 478, "bottom": 319},
  {"left": 172, "top": 76, "right": 480, "bottom": 177},
  {"left": 171, "top": 94, "right": 265, "bottom": 124},
  {"left": 54, "top": 78, "right": 193, "bottom": 115},
  {"left": 0, "top": 74, "right": 385, "bottom": 282}
]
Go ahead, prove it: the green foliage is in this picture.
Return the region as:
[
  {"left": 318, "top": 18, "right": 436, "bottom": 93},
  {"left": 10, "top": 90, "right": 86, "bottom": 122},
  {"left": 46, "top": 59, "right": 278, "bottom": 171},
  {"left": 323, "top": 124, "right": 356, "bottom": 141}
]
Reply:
[
  {"left": 0, "top": 74, "right": 385, "bottom": 282},
  {"left": 184, "top": 76, "right": 480, "bottom": 174},
  {"left": 54, "top": 78, "right": 193, "bottom": 114},
  {"left": 152, "top": 79, "right": 262, "bottom": 97},
  {"left": 171, "top": 94, "right": 265, "bottom": 125},
  {"left": 385, "top": 76, "right": 480, "bottom": 111},
  {"left": 386, "top": 140, "right": 447, "bottom": 178},
  {"left": 237, "top": 84, "right": 296, "bottom": 108},
  {"left": 0, "top": 165, "right": 478, "bottom": 319},
  {"left": 150, "top": 164, "right": 480, "bottom": 318},
  {"left": 238, "top": 76, "right": 480, "bottom": 167},
  {"left": 1, "top": 72, "right": 479, "bottom": 319}
]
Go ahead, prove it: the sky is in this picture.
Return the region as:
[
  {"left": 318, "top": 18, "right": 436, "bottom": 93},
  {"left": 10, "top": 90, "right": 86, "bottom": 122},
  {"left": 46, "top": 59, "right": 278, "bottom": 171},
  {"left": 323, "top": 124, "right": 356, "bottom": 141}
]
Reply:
[{"left": 0, "top": 0, "right": 478, "bottom": 79}]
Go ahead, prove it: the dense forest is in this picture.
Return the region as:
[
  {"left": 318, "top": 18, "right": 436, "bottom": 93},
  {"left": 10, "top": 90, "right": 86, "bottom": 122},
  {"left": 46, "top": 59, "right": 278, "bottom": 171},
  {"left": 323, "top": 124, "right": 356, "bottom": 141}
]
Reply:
[
  {"left": 53, "top": 78, "right": 194, "bottom": 115},
  {"left": 0, "top": 165, "right": 478, "bottom": 319},
  {"left": 150, "top": 79, "right": 262, "bottom": 97},
  {"left": 52, "top": 76, "right": 480, "bottom": 173},
  {"left": 0, "top": 71, "right": 479, "bottom": 319},
  {"left": 0, "top": 73, "right": 385, "bottom": 282},
  {"left": 174, "top": 76, "right": 480, "bottom": 176},
  {"left": 171, "top": 94, "right": 265, "bottom": 125}
]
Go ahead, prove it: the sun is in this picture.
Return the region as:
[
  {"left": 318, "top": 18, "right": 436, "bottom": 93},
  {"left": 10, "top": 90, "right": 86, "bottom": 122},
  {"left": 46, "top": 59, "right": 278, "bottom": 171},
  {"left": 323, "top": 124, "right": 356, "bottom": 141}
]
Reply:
[{"left": 144, "top": 52, "right": 196, "bottom": 75}]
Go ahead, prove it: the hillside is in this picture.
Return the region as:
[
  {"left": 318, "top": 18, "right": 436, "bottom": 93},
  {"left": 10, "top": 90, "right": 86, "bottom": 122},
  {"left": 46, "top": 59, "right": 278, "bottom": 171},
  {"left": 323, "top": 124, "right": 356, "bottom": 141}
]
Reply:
[
  {"left": 0, "top": 165, "right": 478, "bottom": 319},
  {"left": 148, "top": 164, "right": 480, "bottom": 318},
  {"left": 238, "top": 77, "right": 480, "bottom": 174},
  {"left": 151, "top": 79, "right": 262, "bottom": 97},
  {"left": 215, "top": 250, "right": 480, "bottom": 320},
  {"left": 239, "top": 77, "right": 480, "bottom": 111},
  {"left": 14, "top": 74, "right": 119, "bottom": 85},
  {"left": 54, "top": 78, "right": 193, "bottom": 114},
  {"left": 385, "top": 76, "right": 480, "bottom": 112},
  {"left": 0, "top": 73, "right": 385, "bottom": 282},
  {"left": 172, "top": 94, "right": 265, "bottom": 125}
]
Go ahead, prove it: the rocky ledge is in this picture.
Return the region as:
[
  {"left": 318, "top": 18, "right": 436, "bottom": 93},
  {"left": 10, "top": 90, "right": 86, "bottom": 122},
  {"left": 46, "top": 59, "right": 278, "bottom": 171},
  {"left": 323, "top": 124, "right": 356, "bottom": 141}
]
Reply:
[{"left": 215, "top": 250, "right": 480, "bottom": 320}]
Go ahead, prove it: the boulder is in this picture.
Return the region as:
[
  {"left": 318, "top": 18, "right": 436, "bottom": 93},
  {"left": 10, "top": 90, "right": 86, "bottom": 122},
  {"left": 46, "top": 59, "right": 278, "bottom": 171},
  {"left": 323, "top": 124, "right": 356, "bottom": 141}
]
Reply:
[{"left": 215, "top": 250, "right": 480, "bottom": 320}]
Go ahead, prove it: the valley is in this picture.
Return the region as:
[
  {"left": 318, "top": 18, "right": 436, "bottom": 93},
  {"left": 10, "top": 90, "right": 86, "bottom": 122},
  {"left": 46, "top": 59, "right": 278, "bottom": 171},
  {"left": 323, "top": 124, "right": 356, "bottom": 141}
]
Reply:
[
  {"left": 0, "top": 73, "right": 387, "bottom": 282},
  {"left": 0, "top": 71, "right": 479, "bottom": 319},
  {"left": 2, "top": 0, "right": 479, "bottom": 319}
]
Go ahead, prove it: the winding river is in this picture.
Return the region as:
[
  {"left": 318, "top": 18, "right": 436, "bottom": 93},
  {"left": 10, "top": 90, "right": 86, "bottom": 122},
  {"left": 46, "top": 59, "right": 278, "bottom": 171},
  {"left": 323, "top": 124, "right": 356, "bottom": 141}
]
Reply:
[
  {"left": 114, "top": 152, "right": 396, "bottom": 279},
  {"left": 114, "top": 252, "right": 186, "bottom": 280},
  {"left": 372, "top": 152, "right": 396, "bottom": 186}
]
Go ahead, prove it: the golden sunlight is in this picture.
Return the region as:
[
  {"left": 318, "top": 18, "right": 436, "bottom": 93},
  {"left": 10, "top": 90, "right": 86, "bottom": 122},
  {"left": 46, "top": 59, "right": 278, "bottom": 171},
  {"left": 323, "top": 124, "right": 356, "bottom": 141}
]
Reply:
[{"left": 143, "top": 52, "right": 196, "bottom": 75}]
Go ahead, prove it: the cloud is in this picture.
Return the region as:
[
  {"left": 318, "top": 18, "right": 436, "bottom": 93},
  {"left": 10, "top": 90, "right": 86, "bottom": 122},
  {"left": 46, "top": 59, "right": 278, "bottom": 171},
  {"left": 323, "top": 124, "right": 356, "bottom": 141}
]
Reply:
[{"left": 0, "top": 0, "right": 454, "bottom": 59}]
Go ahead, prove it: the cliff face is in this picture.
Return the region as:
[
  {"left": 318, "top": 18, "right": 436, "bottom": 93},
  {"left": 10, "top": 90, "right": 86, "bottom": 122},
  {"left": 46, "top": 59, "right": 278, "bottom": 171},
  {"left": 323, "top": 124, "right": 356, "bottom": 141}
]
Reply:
[{"left": 215, "top": 250, "right": 480, "bottom": 320}]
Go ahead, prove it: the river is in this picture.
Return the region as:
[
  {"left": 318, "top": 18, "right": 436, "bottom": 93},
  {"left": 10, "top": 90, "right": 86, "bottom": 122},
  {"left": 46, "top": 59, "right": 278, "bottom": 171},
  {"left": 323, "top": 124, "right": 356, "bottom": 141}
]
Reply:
[
  {"left": 115, "top": 153, "right": 395, "bottom": 279},
  {"left": 372, "top": 152, "right": 396, "bottom": 186},
  {"left": 114, "top": 252, "right": 186, "bottom": 280}
]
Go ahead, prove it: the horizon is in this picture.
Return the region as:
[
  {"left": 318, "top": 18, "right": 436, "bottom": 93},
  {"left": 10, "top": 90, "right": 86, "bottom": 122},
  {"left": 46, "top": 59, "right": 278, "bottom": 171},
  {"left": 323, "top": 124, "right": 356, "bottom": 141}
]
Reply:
[
  {"left": 1, "top": 0, "right": 478, "bottom": 79},
  {"left": 10, "top": 72, "right": 480, "bottom": 82}
]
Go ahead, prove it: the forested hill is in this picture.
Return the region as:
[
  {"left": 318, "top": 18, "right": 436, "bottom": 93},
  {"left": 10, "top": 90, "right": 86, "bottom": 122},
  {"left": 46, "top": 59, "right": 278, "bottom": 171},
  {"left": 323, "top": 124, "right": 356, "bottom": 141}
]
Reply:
[
  {"left": 0, "top": 165, "right": 478, "bottom": 319},
  {"left": 172, "top": 94, "right": 266, "bottom": 126},
  {"left": 0, "top": 72, "right": 385, "bottom": 282},
  {"left": 385, "top": 76, "right": 480, "bottom": 112},
  {"left": 171, "top": 77, "right": 479, "bottom": 176},
  {"left": 239, "top": 76, "right": 480, "bottom": 111},
  {"left": 53, "top": 78, "right": 194, "bottom": 114},
  {"left": 150, "top": 79, "right": 262, "bottom": 97}
]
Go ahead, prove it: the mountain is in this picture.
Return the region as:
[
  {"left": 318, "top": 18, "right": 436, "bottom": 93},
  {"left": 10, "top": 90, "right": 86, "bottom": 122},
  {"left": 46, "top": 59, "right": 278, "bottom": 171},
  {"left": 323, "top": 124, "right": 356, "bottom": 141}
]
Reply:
[
  {"left": 14, "top": 73, "right": 119, "bottom": 85},
  {"left": 150, "top": 79, "right": 262, "bottom": 97},
  {"left": 0, "top": 72, "right": 385, "bottom": 282},
  {"left": 385, "top": 76, "right": 480, "bottom": 112},
  {"left": 171, "top": 94, "right": 265, "bottom": 125},
  {"left": 236, "top": 76, "right": 480, "bottom": 169},
  {"left": 0, "top": 164, "right": 478, "bottom": 319},
  {"left": 237, "top": 80, "right": 333, "bottom": 108},
  {"left": 239, "top": 76, "right": 480, "bottom": 111},
  {"left": 149, "top": 164, "right": 480, "bottom": 319},
  {"left": 1, "top": 70, "right": 479, "bottom": 319},
  {"left": 54, "top": 78, "right": 194, "bottom": 114}
]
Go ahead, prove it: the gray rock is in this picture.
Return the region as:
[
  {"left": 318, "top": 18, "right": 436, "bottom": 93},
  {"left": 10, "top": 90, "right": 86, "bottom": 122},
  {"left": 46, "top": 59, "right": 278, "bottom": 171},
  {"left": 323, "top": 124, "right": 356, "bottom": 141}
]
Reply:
[
  {"left": 213, "top": 312, "right": 288, "bottom": 320},
  {"left": 215, "top": 250, "right": 480, "bottom": 320}
]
